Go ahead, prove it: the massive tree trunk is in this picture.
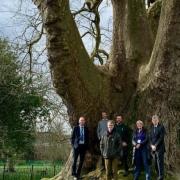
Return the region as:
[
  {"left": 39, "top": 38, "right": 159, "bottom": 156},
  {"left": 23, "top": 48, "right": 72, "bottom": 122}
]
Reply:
[
  {"left": 33, "top": 0, "right": 180, "bottom": 179},
  {"left": 138, "top": 0, "right": 180, "bottom": 170}
]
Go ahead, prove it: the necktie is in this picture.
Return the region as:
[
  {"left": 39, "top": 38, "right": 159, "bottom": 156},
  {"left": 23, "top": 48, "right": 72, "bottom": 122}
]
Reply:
[
  {"left": 154, "top": 126, "right": 156, "bottom": 134},
  {"left": 80, "top": 127, "right": 84, "bottom": 142}
]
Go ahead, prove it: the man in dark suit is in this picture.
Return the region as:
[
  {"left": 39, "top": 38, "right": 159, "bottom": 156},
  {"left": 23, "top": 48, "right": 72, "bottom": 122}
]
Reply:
[
  {"left": 71, "top": 116, "right": 89, "bottom": 179},
  {"left": 115, "top": 115, "right": 130, "bottom": 176},
  {"left": 149, "top": 115, "right": 165, "bottom": 180}
]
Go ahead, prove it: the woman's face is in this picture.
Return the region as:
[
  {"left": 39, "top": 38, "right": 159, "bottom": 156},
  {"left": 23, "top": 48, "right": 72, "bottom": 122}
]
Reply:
[{"left": 136, "top": 121, "right": 143, "bottom": 129}]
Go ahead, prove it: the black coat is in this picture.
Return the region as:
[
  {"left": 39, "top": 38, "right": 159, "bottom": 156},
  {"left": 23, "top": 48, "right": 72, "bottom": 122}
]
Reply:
[
  {"left": 149, "top": 124, "right": 165, "bottom": 153},
  {"left": 100, "top": 130, "right": 122, "bottom": 159},
  {"left": 115, "top": 123, "right": 130, "bottom": 144},
  {"left": 71, "top": 126, "right": 89, "bottom": 149}
]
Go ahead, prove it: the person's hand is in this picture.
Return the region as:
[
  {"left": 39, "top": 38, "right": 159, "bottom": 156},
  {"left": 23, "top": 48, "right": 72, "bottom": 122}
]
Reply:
[
  {"left": 151, "top": 145, "right": 156, "bottom": 151},
  {"left": 122, "top": 142, "right": 127, "bottom": 147},
  {"left": 136, "top": 144, "right": 140, "bottom": 149}
]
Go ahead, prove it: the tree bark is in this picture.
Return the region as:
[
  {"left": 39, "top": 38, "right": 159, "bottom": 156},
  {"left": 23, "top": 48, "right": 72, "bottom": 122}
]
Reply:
[
  {"left": 109, "top": 0, "right": 154, "bottom": 114},
  {"left": 147, "top": 0, "right": 162, "bottom": 40},
  {"left": 138, "top": 0, "right": 180, "bottom": 169},
  {"left": 33, "top": 0, "right": 180, "bottom": 179}
]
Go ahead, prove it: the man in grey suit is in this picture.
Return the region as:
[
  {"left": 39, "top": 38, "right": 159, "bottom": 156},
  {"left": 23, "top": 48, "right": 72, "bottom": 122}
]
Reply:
[
  {"left": 97, "top": 112, "right": 109, "bottom": 140},
  {"left": 97, "top": 112, "right": 109, "bottom": 169}
]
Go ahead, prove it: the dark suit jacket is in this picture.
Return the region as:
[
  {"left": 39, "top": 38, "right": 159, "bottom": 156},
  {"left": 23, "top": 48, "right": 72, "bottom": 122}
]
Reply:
[
  {"left": 115, "top": 123, "right": 130, "bottom": 144},
  {"left": 149, "top": 123, "right": 165, "bottom": 153},
  {"left": 71, "top": 126, "right": 89, "bottom": 149}
]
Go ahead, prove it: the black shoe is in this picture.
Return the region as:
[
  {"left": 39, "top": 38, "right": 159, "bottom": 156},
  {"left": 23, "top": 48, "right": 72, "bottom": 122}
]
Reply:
[{"left": 123, "top": 171, "right": 129, "bottom": 176}]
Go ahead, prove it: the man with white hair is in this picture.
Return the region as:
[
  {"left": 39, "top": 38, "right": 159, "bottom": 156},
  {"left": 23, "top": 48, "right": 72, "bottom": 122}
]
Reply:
[
  {"left": 149, "top": 115, "right": 165, "bottom": 180},
  {"left": 100, "top": 120, "right": 122, "bottom": 180}
]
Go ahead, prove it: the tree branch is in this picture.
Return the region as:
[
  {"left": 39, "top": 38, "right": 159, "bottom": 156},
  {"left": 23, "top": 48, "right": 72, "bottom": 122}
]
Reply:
[
  {"left": 74, "top": 0, "right": 108, "bottom": 64},
  {"left": 89, "top": 4, "right": 102, "bottom": 63},
  {"left": 72, "top": 3, "right": 88, "bottom": 17}
]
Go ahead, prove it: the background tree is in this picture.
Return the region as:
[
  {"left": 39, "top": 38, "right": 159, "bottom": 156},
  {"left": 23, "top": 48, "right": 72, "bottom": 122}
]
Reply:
[
  {"left": 0, "top": 0, "right": 72, "bottom": 169},
  {"left": 27, "top": 0, "right": 180, "bottom": 178},
  {"left": 0, "top": 38, "right": 52, "bottom": 171},
  {"left": 34, "top": 121, "right": 70, "bottom": 163}
]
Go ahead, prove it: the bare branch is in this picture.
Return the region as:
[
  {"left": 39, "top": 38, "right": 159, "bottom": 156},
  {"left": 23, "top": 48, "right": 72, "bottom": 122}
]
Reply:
[{"left": 72, "top": 3, "right": 89, "bottom": 17}]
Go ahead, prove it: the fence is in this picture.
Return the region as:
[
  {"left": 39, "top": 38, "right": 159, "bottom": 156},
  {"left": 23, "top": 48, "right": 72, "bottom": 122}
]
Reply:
[{"left": 0, "top": 161, "right": 63, "bottom": 180}]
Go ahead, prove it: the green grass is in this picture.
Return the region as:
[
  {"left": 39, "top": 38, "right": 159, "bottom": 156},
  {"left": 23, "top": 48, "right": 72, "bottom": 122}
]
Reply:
[
  {"left": 0, "top": 161, "right": 63, "bottom": 180},
  {"left": 116, "top": 169, "right": 177, "bottom": 180},
  {"left": 0, "top": 161, "right": 177, "bottom": 180},
  {"left": 85, "top": 168, "right": 177, "bottom": 180}
]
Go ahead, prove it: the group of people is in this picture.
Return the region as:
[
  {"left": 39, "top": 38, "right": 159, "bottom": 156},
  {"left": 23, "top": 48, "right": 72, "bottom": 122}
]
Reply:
[{"left": 71, "top": 112, "right": 165, "bottom": 180}]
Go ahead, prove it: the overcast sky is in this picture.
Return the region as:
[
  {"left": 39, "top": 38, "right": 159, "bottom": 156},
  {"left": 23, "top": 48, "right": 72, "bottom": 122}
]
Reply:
[
  {"left": 0, "top": 0, "right": 149, "bottom": 49},
  {"left": 0, "top": 0, "right": 112, "bottom": 54},
  {"left": 0, "top": 0, "right": 35, "bottom": 39}
]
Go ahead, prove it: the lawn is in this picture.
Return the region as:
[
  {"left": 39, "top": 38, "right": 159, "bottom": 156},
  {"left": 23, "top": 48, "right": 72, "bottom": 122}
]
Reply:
[
  {"left": 0, "top": 161, "right": 178, "bottom": 180},
  {"left": 116, "top": 170, "right": 177, "bottom": 180},
  {"left": 84, "top": 168, "right": 178, "bottom": 180},
  {"left": 0, "top": 161, "right": 63, "bottom": 180}
]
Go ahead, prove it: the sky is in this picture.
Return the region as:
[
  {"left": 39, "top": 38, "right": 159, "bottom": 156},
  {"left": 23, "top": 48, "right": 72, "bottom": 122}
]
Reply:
[
  {"left": 0, "top": 0, "right": 113, "bottom": 53},
  {"left": 0, "top": 0, "right": 149, "bottom": 49},
  {"left": 0, "top": 0, "right": 36, "bottom": 39}
]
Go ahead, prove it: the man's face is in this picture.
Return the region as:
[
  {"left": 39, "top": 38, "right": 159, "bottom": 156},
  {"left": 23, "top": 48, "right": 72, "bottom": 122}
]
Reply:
[
  {"left": 102, "top": 112, "right": 107, "bottom": 119},
  {"left": 152, "top": 118, "right": 159, "bottom": 126},
  {"left": 107, "top": 122, "right": 114, "bottom": 132},
  {"left": 79, "top": 117, "right": 85, "bottom": 126},
  {"left": 116, "top": 116, "right": 123, "bottom": 123}
]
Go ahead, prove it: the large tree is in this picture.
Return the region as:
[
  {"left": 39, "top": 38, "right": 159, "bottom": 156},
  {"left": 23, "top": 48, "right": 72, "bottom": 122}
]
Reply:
[{"left": 32, "top": 0, "right": 180, "bottom": 179}]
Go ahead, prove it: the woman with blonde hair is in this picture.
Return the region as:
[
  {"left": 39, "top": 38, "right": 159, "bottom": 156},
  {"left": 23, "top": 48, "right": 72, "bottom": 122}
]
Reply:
[{"left": 132, "top": 120, "right": 150, "bottom": 180}]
